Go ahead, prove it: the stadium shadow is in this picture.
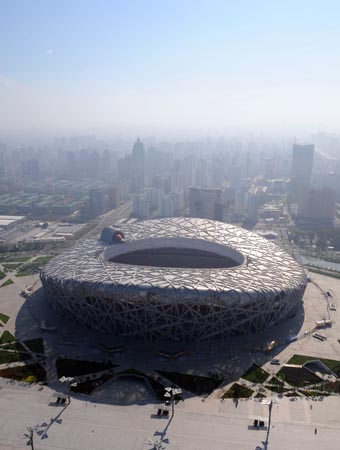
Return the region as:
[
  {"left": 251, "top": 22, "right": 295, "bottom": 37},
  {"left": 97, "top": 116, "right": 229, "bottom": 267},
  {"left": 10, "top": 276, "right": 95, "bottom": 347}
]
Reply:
[{"left": 13, "top": 286, "right": 305, "bottom": 406}]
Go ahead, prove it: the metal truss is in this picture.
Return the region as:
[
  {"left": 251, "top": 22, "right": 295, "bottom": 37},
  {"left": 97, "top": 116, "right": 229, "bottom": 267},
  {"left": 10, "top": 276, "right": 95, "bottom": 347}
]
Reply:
[{"left": 41, "top": 218, "right": 307, "bottom": 341}]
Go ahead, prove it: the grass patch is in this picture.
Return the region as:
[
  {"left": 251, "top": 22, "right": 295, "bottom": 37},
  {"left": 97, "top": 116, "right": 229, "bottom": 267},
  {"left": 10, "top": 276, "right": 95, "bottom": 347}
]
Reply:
[
  {"left": 0, "top": 256, "right": 32, "bottom": 262},
  {"left": 0, "top": 363, "right": 46, "bottom": 383},
  {"left": 0, "top": 271, "right": 5, "bottom": 280},
  {"left": 15, "top": 272, "right": 30, "bottom": 277},
  {"left": 0, "top": 312, "right": 10, "bottom": 324},
  {"left": 222, "top": 383, "right": 254, "bottom": 399},
  {"left": 277, "top": 366, "right": 322, "bottom": 387},
  {"left": 1, "top": 278, "right": 14, "bottom": 287},
  {"left": 2, "top": 263, "right": 21, "bottom": 271},
  {"left": 33, "top": 256, "right": 52, "bottom": 265},
  {"left": 0, "top": 349, "right": 31, "bottom": 364},
  {"left": 156, "top": 370, "right": 222, "bottom": 395},
  {"left": 0, "top": 331, "right": 15, "bottom": 344},
  {"left": 1, "top": 341, "right": 26, "bottom": 352},
  {"left": 267, "top": 376, "right": 283, "bottom": 385},
  {"left": 56, "top": 358, "right": 116, "bottom": 378},
  {"left": 241, "top": 364, "right": 270, "bottom": 384},
  {"left": 287, "top": 355, "right": 315, "bottom": 365},
  {"left": 288, "top": 354, "right": 340, "bottom": 377}
]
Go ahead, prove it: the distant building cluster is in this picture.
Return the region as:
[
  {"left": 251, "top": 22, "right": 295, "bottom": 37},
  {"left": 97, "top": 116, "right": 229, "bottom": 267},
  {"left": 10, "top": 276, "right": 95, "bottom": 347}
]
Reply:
[{"left": 1, "top": 133, "right": 339, "bottom": 231}]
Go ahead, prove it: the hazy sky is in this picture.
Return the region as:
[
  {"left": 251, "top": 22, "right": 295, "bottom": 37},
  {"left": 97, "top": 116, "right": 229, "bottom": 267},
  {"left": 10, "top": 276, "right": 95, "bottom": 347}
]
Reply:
[{"left": 1, "top": 0, "right": 340, "bottom": 136}]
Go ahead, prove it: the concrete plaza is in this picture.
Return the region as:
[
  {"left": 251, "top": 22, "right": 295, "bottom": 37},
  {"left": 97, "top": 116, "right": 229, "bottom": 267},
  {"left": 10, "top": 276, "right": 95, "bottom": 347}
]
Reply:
[{"left": 0, "top": 265, "right": 340, "bottom": 449}]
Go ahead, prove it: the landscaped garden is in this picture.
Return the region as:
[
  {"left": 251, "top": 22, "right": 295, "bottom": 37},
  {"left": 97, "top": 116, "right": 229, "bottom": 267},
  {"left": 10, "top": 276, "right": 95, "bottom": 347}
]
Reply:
[
  {"left": 0, "top": 349, "right": 30, "bottom": 364},
  {"left": 241, "top": 364, "right": 270, "bottom": 383},
  {"left": 1, "top": 279, "right": 14, "bottom": 287},
  {"left": 222, "top": 383, "right": 254, "bottom": 399},
  {"left": 0, "top": 330, "right": 16, "bottom": 344},
  {"left": 0, "top": 256, "right": 32, "bottom": 263},
  {"left": 287, "top": 354, "right": 340, "bottom": 377},
  {"left": 0, "top": 363, "right": 46, "bottom": 383},
  {"left": 0, "top": 312, "right": 9, "bottom": 325},
  {"left": 2, "top": 263, "right": 22, "bottom": 271},
  {"left": 276, "top": 366, "right": 322, "bottom": 387},
  {"left": 33, "top": 255, "right": 52, "bottom": 265}
]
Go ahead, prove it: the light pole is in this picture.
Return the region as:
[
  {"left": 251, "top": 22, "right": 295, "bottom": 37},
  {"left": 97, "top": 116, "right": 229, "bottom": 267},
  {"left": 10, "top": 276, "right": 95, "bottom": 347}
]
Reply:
[
  {"left": 59, "top": 376, "right": 75, "bottom": 402},
  {"left": 261, "top": 398, "right": 279, "bottom": 448},
  {"left": 164, "top": 387, "right": 182, "bottom": 419}
]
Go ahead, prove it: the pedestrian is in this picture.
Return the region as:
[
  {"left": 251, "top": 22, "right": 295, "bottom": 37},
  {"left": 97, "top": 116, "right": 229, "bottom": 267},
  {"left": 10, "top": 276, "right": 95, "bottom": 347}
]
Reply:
[{"left": 315, "top": 428, "right": 317, "bottom": 435}]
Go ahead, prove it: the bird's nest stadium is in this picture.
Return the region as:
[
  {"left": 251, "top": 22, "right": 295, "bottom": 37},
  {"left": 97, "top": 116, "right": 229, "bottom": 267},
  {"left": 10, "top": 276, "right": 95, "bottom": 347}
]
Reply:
[{"left": 41, "top": 218, "right": 307, "bottom": 342}]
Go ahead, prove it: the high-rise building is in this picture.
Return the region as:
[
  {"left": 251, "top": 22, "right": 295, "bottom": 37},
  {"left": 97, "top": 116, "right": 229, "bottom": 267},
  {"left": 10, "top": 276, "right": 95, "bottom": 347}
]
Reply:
[
  {"left": 89, "top": 188, "right": 106, "bottom": 216},
  {"left": 189, "top": 187, "right": 224, "bottom": 221},
  {"left": 291, "top": 143, "right": 314, "bottom": 197},
  {"left": 234, "top": 190, "right": 246, "bottom": 216},
  {"left": 131, "top": 137, "right": 146, "bottom": 192},
  {"left": 297, "top": 187, "right": 336, "bottom": 226},
  {"left": 245, "top": 192, "right": 257, "bottom": 223}
]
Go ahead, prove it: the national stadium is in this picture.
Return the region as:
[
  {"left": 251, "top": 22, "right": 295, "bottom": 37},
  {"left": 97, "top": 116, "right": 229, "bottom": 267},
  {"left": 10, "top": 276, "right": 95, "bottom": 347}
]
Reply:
[{"left": 40, "top": 218, "right": 307, "bottom": 341}]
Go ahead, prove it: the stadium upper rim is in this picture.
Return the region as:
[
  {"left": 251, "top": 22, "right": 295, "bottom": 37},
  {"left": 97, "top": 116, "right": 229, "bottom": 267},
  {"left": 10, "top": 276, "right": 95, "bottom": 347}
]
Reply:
[{"left": 42, "top": 217, "right": 306, "bottom": 297}]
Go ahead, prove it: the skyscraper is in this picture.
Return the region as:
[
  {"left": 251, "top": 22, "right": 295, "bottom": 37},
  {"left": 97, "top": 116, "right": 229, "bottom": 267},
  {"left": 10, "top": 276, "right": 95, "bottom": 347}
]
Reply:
[
  {"left": 131, "top": 137, "right": 146, "bottom": 192},
  {"left": 291, "top": 143, "right": 314, "bottom": 197}
]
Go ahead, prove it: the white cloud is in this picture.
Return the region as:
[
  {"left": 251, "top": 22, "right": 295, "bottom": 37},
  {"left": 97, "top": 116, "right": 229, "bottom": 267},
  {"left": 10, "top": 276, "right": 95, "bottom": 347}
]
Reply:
[{"left": 46, "top": 48, "right": 54, "bottom": 56}]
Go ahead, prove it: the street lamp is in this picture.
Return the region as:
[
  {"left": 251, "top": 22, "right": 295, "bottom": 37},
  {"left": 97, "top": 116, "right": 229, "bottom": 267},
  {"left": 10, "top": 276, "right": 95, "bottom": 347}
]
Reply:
[
  {"left": 59, "top": 376, "right": 75, "bottom": 402},
  {"left": 261, "top": 398, "right": 279, "bottom": 447},
  {"left": 164, "top": 387, "right": 182, "bottom": 418}
]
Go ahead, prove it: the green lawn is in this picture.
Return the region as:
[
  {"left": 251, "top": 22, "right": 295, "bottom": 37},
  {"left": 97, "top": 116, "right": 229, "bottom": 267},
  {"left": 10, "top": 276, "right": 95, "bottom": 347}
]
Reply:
[
  {"left": 15, "top": 273, "right": 30, "bottom": 277},
  {"left": 0, "top": 312, "right": 10, "bottom": 325},
  {"left": 0, "top": 256, "right": 32, "bottom": 262},
  {"left": 241, "top": 364, "right": 270, "bottom": 384},
  {"left": 0, "top": 271, "right": 5, "bottom": 280},
  {"left": 1, "top": 341, "right": 26, "bottom": 352},
  {"left": 277, "top": 366, "right": 322, "bottom": 387},
  {"left": 33, "top": 256, "right": 52, "bottom": 265},
  {"left": 222, "top": 383, "right": 254, "bottom": 399},
  {"left": 0, "top": 331, "right": 16, "bottom": 344},
  {"left": 0, "top": 350, "right": 30, "bottom": 364},
  {"left": 265, "top": 376, "right": 288, "bottom": 393},
  {"left": 287, "top": 354, "right": 340, "bottom": 377},
  {"left": 2, "top": 263, "right": 22, "bottom": 271},
  {"left": 1, "top": 279, "right": 14, "bottom": 287}
]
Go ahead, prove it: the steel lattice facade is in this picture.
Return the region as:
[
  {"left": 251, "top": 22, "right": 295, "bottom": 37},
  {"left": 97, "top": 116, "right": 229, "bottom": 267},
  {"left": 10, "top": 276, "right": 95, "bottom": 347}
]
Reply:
[{"left": 41, "top": 218, "right": 307, "bottom": 341}]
